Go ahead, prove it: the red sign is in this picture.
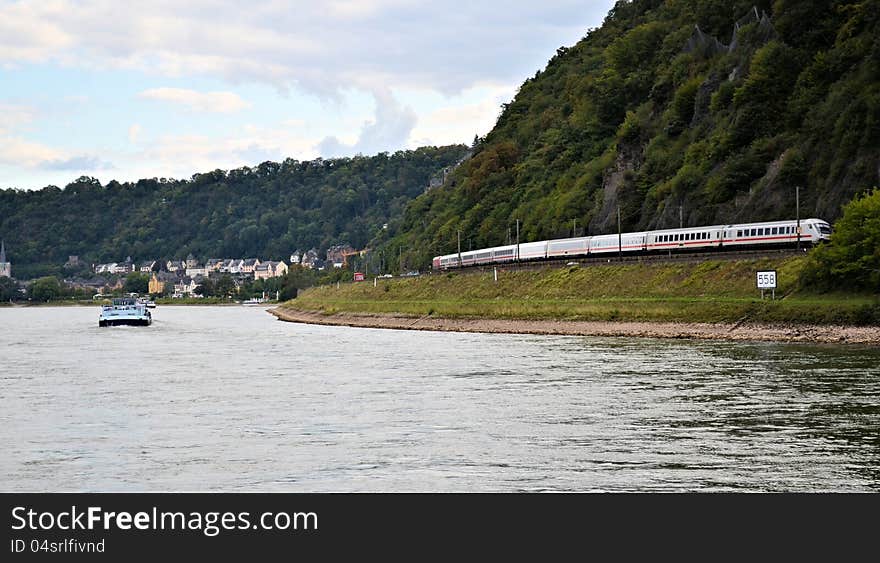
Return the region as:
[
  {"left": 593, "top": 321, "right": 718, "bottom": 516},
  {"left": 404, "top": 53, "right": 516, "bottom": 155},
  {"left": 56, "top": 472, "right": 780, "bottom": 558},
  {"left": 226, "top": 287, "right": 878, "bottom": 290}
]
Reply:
[{"left": 353, "top": 272, "right": 365, "bottom": 282}]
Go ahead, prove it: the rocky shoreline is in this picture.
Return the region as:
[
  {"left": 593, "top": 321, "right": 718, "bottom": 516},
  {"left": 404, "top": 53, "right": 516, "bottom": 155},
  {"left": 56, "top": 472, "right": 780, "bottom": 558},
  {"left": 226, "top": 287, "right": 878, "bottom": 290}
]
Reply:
[{"left": 269, "top": 307, "right": 880, "bottom": 344}]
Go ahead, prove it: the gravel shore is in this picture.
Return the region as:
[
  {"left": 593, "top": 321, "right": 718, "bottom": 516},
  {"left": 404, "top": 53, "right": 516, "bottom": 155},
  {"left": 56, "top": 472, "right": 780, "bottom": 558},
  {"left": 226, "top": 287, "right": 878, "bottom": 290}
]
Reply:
[{"left": 269, "top": 307, "right": 880, "bottom": 344}]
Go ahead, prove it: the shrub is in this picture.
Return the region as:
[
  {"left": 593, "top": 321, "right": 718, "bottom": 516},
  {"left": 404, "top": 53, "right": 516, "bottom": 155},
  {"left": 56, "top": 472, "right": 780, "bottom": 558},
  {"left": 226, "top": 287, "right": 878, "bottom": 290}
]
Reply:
[{"left": 800, "top": 188, "right": 880, "bottom": 292}]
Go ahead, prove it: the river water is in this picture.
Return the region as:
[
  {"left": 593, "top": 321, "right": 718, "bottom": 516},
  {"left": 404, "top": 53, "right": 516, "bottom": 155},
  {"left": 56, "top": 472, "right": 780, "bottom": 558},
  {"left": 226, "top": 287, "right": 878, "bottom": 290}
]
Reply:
[{"left": 1, "top": 305, "right": 878, "bottom": 492}]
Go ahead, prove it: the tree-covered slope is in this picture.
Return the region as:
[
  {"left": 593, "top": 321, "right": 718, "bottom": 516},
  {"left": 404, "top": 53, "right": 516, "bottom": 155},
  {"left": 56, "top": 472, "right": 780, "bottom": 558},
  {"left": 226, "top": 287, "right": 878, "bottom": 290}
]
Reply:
[
  {"left": 0, "top": 146, "right": 468, "bottom": 278},
  {"left": 390, "top": 0, "right": 880, "bottom": 267}
]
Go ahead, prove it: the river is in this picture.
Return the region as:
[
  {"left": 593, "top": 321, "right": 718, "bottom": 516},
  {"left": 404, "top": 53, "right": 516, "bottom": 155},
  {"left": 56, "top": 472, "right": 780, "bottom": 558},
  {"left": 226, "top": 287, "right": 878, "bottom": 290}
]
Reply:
[{"left": 1, "top": 305, "right": 878, "bottom": 491}]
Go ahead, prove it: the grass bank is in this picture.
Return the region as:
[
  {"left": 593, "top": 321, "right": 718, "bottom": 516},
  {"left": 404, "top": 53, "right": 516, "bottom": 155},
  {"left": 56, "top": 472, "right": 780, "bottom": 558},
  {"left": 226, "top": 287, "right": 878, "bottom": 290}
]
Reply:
[{"left": 282, "top": 257, "right": 880, "bottom": 326}]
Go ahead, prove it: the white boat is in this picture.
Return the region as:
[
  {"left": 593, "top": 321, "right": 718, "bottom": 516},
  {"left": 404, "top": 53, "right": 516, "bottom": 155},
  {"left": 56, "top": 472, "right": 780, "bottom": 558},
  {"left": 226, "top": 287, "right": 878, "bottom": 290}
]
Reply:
[{"left": 99, "top": 297, "right": 152, "bottom": 327}]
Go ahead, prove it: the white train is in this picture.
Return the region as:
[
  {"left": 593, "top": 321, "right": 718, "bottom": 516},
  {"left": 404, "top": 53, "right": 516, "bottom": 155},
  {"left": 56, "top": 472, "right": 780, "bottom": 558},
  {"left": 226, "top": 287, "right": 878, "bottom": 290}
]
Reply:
[{"left": 433, "top": 218, "right": 832, "bottom": 270}]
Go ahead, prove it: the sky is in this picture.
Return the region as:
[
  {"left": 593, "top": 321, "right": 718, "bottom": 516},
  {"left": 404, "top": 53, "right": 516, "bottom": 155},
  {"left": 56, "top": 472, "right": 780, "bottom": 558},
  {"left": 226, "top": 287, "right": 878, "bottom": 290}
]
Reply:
[{"left": 0, "top": 0, "right": 616, "bottom": 190}]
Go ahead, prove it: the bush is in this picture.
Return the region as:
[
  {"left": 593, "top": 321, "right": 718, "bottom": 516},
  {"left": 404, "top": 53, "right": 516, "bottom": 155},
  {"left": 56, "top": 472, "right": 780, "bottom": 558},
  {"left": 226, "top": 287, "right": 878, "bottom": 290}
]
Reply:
[{"left": 800, "top": 188, "right": 880, "bottom": 292}]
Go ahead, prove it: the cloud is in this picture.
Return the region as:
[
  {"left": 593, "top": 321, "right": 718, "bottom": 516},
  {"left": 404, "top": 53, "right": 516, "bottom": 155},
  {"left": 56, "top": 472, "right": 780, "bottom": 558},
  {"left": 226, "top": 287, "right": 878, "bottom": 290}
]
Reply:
[
  {"left": 134, "top": 125, "right": 316, "bottom": 180},
  {"left": 0, "top": 137, "right": 61, "bottom": 167},
  {"left": 38, "top": 155, "right": 115, "bottom": 171},
  {"left": 408, "top": 85, "right": 514, "bottom": 148},
  {"left": 138, "top": 87, "right": 251, "bottom": 113},
  {"left": 0, "top": 0, "right": 614, "bottom": 96},
  {"left": 0, "top": 103, "right": 37, "bottom": 135},
  {"left": 318, "top": 89, "right": 417, "bottom": 157},
  {"left": 128, "top": 123, "right": 142, "bottom": 143}
]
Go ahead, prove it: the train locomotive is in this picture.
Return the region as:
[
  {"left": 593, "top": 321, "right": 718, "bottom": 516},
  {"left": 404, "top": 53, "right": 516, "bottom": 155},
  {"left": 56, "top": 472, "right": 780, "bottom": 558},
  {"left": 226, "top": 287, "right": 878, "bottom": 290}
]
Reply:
[{"left": 433, "top": 218, "right": 832, "bottom": 270}]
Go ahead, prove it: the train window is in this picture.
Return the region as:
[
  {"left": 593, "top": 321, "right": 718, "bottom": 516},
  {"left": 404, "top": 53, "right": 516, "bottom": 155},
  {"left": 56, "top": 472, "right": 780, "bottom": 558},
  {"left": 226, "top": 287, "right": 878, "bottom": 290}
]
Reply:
[{"left": 737, "top": 230, "right": 742, "bottom": 237}]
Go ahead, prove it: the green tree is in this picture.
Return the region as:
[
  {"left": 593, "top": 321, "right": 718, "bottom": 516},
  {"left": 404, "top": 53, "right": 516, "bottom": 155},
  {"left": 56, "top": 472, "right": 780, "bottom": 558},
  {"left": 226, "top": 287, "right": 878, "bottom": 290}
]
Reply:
[
  {"left": 194, "top": 278, "right": 214, "bottom": 297},
  {"left": 801, "top": 188, "right": 880, "bottom": 292},
  {"left": 124, "top": 272, "right": 150, "bottom": 294},
  {"left": 0, "top": 276, "right": 19, "bottom": 302},
  {"left": 213, "top": 275, "right": 236, "bottom": 298},
  {"left": 28, "top": 276, "right": 63, "bottom": 302}
]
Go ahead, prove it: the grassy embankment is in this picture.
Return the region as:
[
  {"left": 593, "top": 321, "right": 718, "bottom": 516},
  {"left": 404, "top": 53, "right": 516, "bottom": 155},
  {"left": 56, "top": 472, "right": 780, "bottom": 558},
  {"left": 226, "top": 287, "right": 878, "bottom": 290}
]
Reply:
[{"left": 282, "top": 256, "right": 880, "bottom": 326}]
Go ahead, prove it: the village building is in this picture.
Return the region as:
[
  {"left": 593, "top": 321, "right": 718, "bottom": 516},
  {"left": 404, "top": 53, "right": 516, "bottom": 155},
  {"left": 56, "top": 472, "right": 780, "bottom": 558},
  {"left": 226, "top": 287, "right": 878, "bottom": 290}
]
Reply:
[
  {"left": 173, "top": 276, "right": 201, "bottom": 298},
  {"left": 253, "top": 260, "right": 288, "bottom": 280},
  {"left": 185, "top": 263, "right": 207, "bottom": 278},
  {"left": 139, "top": 260, "right": 158, "bottom": 273},
  {"left": 166, "top": 260, "right": 185, "bottom": 273},
  {"left": 149, "top": 272, "right": 163, "bottom": 295},
  {"left": 326, "top": 244, "right": 356, "bottom": 267},
  {"left": 300, "top": 249, "right": 319, "bottom": 269},
  {"left": 0, "top": 241, "right": 11, "bottom": 278},
  {"left": 220, "top": 259, "right": 243, "bottom": 274},
  {"left": 206, "top": 259, "right": 224, "bottom": 273},
  {"left": 240, "top": 258, "right": 261, "bottom": 274}
]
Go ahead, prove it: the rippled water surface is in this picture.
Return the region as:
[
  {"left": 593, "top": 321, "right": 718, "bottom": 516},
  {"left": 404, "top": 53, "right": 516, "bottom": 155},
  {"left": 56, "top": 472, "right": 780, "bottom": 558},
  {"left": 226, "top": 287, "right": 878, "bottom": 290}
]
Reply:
[{"left": 1, "top": 305, "right": 879, "bottom": 491}]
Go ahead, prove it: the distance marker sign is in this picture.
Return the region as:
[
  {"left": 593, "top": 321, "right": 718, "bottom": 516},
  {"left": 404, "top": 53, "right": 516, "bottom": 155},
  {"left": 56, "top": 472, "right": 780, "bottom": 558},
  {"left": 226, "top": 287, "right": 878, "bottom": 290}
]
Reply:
[{"left": 756, "top": 270, "right": 777, "bottom": 289}]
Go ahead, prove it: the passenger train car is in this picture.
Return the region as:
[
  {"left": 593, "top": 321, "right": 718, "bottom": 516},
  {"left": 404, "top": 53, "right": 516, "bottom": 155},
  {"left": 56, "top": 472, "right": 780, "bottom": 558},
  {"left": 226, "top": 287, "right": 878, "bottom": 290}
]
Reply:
[{"left": 432, "top": 218, "right": 832, "bottom": 270}]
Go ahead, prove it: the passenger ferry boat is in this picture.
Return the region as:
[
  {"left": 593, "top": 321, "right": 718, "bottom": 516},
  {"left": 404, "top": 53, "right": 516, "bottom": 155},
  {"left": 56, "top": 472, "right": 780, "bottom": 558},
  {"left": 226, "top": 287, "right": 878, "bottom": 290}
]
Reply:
[{"left": 98, "top": 297, "right": 152, "bottom": 327}]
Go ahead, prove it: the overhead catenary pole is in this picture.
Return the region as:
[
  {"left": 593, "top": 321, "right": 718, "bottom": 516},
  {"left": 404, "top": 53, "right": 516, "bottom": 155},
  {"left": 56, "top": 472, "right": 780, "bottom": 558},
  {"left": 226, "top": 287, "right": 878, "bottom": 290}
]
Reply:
[
  {"left": 457, "top": 230, "right": 462, "bottom": 267},
  {"left": 617, "top": 206, "right": 622, "bottom": 261},
  {"left": 572, "top": 218, "right": 577, "bottom": 238},
  {"left": 516, "top": 219, "right": 520, "bottom": 262},
  {"left": 679, "top": 204, "right": 683, "bottom": 229},
  {"left": 796, "top": 185, "right": 801, "bottom": 252}
]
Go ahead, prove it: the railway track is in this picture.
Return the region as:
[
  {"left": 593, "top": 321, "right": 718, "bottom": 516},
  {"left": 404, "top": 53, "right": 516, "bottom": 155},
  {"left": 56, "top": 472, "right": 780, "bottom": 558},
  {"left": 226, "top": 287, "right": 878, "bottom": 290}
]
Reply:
[{"left": 442, "top": 247, "right": 807, "bottom": 274}]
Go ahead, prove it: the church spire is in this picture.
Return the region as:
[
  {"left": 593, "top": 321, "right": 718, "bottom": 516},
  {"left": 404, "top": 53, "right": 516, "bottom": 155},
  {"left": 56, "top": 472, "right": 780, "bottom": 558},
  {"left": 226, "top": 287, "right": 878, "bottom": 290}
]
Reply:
[{"left": 0, "top": 240, "right": 5, "bottom": 263}]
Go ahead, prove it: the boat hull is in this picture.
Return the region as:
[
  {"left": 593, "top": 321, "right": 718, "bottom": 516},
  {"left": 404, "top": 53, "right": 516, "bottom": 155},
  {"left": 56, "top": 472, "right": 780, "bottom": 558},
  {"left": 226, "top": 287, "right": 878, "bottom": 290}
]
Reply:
[{"left": 99, "top": 318, "right": 152, "bottom": 327}]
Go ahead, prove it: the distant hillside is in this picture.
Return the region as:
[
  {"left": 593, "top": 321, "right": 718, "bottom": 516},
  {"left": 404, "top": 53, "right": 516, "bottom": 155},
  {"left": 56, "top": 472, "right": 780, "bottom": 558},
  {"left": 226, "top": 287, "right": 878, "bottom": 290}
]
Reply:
[
  {"left": 0, "top": 145, "right": 468, "bottom": 279},
  {"left": 389, "top": 0, "right": 880, "bottom": 268}
]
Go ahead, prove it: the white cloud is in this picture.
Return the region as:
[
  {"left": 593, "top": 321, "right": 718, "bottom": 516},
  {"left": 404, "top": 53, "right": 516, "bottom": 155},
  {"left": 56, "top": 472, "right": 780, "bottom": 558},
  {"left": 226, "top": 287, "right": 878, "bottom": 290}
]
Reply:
[
  {"left": 0, "top": 137, "right": 62, "bottom": 167},
  {"left": 318, "top": 89, "right": 417, "bottom": 157},
  {"left": 408, "top": 85, "right": 515, "bottom": 148},
  {"left": 129, "top": 124, "right": 319, "bottom": 180},
  {"left": 128, "top": 123, "right": 142, "bottom": 144},
  {"left": 0, "top": 0, "right": 614, "bottom": 96},
  {"left": 138, "top": 87, "right": 251, "bottom": 113},
  {"left": 0, "top": 103, "right": 38, "bottom": 135},
  {"left": 38, "top": 155, "right": 114, "bottom": 171}
]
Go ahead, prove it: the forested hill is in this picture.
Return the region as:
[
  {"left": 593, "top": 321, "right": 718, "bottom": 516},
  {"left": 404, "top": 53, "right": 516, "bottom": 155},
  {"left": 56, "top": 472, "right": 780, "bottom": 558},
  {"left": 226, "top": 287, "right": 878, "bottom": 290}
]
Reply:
[
  {"left": 390, "top": 0, "right": 880, "bottom": 267},
  {"left": 0, "top": 146, "right": 468, "bottom": 278}
]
